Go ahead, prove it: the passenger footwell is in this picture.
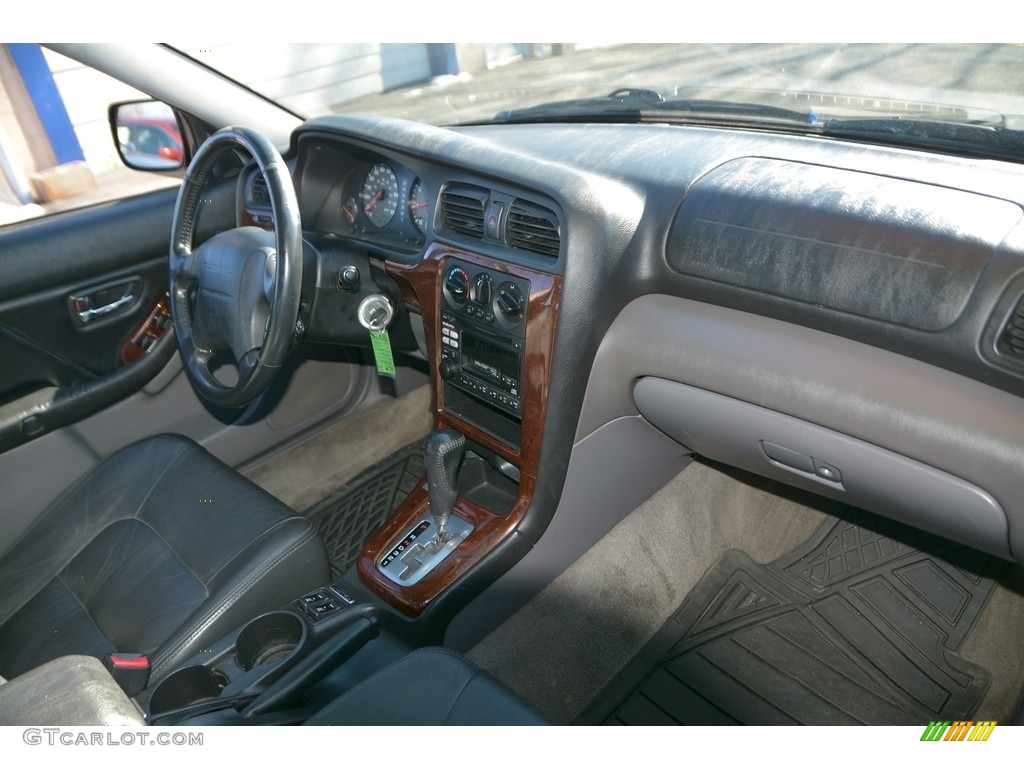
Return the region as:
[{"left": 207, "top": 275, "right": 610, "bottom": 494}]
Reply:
[{"left": 576, "top": 508, "right": 1003, "bottom": 725}]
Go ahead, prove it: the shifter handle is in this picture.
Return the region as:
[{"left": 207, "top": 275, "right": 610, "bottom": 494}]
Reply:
[{"left": 424, "top": 429, "right": 466, "bottom": 538}]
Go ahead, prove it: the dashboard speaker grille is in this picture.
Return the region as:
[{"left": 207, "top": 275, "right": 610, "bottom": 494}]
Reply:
[
  {"left": 440, "top": 184, "right": 488, "bottom": 238},
  {"left": 507, "top": 200, "right": 560, "bottom": 258}
]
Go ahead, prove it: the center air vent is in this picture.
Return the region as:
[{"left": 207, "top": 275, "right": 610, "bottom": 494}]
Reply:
[
  {"left": 507, "top": 200, "right": 560, "bottom": 258},
  {"left": 440, "top": 184, "right": 488, "bottom": 238},
  {"left": 998, "top": 295, "right": 1024, "bottom": 361}
]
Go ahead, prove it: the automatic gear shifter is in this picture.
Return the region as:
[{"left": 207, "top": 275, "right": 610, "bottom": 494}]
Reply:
[
  {"left": 424, "top": 429, "right": 466, "bottom": 541},
  {"left": 376, "top": 429, "right": 474, "bottom": 587}
]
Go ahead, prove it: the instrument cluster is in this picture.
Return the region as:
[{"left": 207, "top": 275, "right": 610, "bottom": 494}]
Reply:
[
  {"left": 340, "top": 160, "right": 428, "bottom": 241},
  {"left": 243, "top": 149, "right": 430, "bottom": 255}
]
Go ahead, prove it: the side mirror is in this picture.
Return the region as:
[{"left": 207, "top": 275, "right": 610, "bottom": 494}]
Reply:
[{"left": 109, "top": 100, "right": 185, "bottom": 172}]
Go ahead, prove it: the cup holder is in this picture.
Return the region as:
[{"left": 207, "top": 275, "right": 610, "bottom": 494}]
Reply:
[
  {"left": 235, "top": 611, "right": 304, "bottom": 671},
  {"left": 149, "top": 665, "right": 228, "bottom": 715}
]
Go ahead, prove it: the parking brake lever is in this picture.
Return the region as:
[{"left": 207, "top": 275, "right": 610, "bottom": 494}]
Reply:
[{"left": 424, "top": 429, "right": 465, "bottom": 542}]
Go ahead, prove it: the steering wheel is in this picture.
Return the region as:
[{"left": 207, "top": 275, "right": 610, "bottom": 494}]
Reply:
[{"left": 169, "top": 127, "right": 302, "bottom": 408}]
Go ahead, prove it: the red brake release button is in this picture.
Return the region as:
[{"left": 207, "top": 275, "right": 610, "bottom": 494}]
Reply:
[{"left": 109, "top": 653, "right": 150, "bottom": 669}]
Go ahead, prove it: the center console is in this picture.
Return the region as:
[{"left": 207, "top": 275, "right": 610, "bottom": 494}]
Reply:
[
  {"left": 134, "top": 580, "right": 393, "bottom": 725},
  {"left": 356, "top": 243, "right": 561, "bottom": 616}
]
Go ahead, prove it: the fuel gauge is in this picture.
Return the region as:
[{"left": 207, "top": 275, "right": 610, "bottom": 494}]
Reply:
[{"left": 341, "top": 197, "right": 359, "bottom": 227}]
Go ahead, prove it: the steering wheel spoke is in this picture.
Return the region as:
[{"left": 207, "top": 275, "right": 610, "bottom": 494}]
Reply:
[
  {"left": 224, "top": 306, "right": 266, "bottom": 365},
  {"left": 237, "top": 348, "right": 262, "bottom": 382},
  {"left": 171, "top": 244, "right": 198, "bottom": 279},
  {"left": 169, "top": 127, "right": 302, "bottom": 408}
]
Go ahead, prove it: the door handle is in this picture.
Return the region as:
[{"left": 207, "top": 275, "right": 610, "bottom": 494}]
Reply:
[
  {"left": 73, "top": 293, "right": 135, "bottom": 323},
  {"left": 68, "top": 280, "right": 140, "bottom": 326}
]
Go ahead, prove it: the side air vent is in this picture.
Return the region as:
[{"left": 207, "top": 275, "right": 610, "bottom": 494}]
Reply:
[
  {"left": 440, "top": 184, "right": 488, "bottom": 238},
  {"left": 507, "top": 200, "right": 561, "bottom": 258},
  {"left": 250, "top": 173, "right": 270, "bottom": 206},
  {"left": 998, "top": 295, "right": 1024, "bottom": 361}
]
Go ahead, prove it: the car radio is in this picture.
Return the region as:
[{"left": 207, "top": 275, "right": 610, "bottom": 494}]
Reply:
[
  {"left": 440, "top": 313, "right": 523, "bottom": 416},
  {"left": 438, "top": 258, "right": 531, "bottom": 419}
]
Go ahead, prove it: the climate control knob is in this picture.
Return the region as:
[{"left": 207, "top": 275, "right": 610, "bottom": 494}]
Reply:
[
  {"left": 495, "top": 282, "right": 524, "bottom": 323},
  {"left": 474, "top": 273, "right": 493, "bottom": 306},
  {"left": 444, "top": 266, "right": 470, "bottom": 307}
]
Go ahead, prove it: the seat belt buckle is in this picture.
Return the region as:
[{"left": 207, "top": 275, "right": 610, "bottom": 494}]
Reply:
[{"left": 103, "top": 652, "right": 151, "bottom": 697}]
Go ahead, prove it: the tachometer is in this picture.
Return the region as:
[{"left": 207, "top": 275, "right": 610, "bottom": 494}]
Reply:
[
  {"left": 409, "top": 178, "right": 428, "bottom": 234},
  {"left": 359, "top": 162, "right": 399, "bottom": 228}
]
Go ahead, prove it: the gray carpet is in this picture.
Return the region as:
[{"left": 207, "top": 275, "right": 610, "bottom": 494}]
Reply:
[
  {"left": 467, "top": 461, "right": 1024, "bottom": 725},
  {"left": 243, "top": 385, "right": 433, "bottom": 512}
]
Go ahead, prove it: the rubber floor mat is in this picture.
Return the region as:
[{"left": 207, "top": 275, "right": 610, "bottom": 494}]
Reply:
[
  {"left": 577, "top": 507, "right": 1003, "bottom": 725},
  {"left": 303, "top": 442, "right": 424, "bottom": 575}
]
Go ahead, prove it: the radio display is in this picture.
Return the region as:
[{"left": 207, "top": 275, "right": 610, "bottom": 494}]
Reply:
[{"left": 462, "top": 331, "right": 519, "bottom": 383}]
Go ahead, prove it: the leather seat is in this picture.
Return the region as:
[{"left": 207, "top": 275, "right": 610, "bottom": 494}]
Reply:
[
  {"left": 0, "top": 434, "right": 329, "bottom": 683},
  {"left": 0, "top": 655, "right": 144, "bottom": 726},
  {"left": 306, "top": 647, "right": 550, "bottom": 726}
]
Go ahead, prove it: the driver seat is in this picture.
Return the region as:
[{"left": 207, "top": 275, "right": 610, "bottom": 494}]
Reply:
[{"left": 0, "top": 434, "right": 329, "bottom": 683}]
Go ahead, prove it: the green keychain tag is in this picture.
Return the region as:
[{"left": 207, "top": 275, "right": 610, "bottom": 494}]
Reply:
[{"left": 369, "top": 329, "right": 396, "bottom": 377}]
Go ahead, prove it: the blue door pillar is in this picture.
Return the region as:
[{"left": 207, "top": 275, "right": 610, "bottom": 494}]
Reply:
[{"left": 6, "top": 43, "right": 85, "bottom": 167}]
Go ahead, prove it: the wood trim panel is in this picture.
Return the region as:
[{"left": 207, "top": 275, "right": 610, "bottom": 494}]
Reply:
[
  {"left": 120, "top": 293, "right": 172, "bottom": 364},
  {"left": 356, "top": 243, "right": 561, "bottom": 615},
  {"left": 240, "top": 210, "right": 274, "bottom": 230}
]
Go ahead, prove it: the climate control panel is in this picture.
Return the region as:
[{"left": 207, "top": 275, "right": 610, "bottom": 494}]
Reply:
[
  {"left": 442, "top": 259, "right": 529, "bottom": 336},
  {"left": 438, "top": 258, "right": 531, "bottom": 419}
]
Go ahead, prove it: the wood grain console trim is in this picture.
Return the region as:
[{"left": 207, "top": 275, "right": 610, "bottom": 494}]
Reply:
[
  {"left": 356, "top": 243, "right": 561, "bottom": 615},
  {"left": 120, "top": 293, "right": 172, "bottom": 364}
]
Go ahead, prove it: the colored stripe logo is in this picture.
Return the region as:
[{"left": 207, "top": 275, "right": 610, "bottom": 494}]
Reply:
[{"left": 920, "top": 721, "right": 997, "bottom": 741}]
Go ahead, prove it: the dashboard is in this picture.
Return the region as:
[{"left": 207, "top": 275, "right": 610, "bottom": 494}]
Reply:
[{"left": 246, "top": 112, "right": 1024, "bottom": 619}]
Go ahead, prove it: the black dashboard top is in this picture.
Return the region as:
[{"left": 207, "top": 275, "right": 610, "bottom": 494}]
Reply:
[{"left": 279, "top": 114, "right": 1024, "bottom": 402}]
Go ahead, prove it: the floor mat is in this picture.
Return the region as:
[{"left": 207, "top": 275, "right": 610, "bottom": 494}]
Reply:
[
  {"left": 303, "top": 442, "right": 424, "bottom": 575},
  {"left": 577, "top": 507, "right": 1004, "bottom": 725}
]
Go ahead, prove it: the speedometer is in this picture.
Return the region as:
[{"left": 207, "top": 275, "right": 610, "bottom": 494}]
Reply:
[{"left": 359, "top": 162, "right": 399, "bottom": 228}]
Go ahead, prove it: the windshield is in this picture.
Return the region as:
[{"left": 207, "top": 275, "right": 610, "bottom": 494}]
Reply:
[{"left": 170, "top": 43, "right": 1024, "bottom": 158}]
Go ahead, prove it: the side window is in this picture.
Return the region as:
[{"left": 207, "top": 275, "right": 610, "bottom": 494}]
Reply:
[{"left": 0, "top": 44, "right": 179, "bottom": 227}]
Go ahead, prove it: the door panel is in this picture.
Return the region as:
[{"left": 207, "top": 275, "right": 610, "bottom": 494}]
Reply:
[
  {"left": 0, "top": 188, "right": 195, "bottom": 452},
  {"left": 0, "top": 259, "right": 167, "bottom": 394}
]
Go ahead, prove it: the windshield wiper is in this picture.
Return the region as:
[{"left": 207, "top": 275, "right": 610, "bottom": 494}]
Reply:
[
  {"left": 491, "top": 88, "right": 816, "bottom": 126},
  {"left": 489, "top": 87, "right": 1024, "bottom": 161},
  {"left": 819, "top": 116, "right": 1024, "bottom": 161},
  {"left": 490, "top": 87, "right": 1024, "bottom": 161}
]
